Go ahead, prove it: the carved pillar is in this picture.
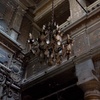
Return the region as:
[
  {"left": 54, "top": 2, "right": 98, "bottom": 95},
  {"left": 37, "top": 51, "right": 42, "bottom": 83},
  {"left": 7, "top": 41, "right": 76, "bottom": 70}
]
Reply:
[
  {"left": 76, "top": 59, "right": 100, "bottom": 100},
  {"left": 10, "top": 6, "right": 26, "bottom": 41},
  {"left": 68, "top": 0, "right": 86, "bottom": 22},
  {"left": 81, "top": 80, "right": 100, "bottom": 100}
]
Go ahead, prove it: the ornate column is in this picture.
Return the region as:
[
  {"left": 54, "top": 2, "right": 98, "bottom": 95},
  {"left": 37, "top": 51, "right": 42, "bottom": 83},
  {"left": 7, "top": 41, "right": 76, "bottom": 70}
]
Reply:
[
  {"left": 68, "top": 0, "right": 86, "bottom": 22},
  {"left": 75, "top": 59, "right": 100, "bottom": 100},
  {"left": 81, "top": 80, "right": 100, "bottom": 100},
  {"left": 10, "top": 6, "right": 26, "bottom": 41}
]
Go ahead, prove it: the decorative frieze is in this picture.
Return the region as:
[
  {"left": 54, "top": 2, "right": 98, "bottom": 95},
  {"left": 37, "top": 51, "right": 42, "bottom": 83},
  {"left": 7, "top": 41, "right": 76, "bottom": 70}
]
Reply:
[{"left": 0, "top": 57, "right": 22, "bottom": 99}]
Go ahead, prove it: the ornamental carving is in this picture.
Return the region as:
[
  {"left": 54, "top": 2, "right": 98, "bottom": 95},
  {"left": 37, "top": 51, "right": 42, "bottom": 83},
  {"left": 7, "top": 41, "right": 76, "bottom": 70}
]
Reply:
[
  {"left": 13, "top": 92, "right": 20, "bottom": 100},
  {"left": 9, "top": 59, "right": 23, "bottom": 83},
  {"left": 0, "top": 73, "right": 5, "bottom": 83}
]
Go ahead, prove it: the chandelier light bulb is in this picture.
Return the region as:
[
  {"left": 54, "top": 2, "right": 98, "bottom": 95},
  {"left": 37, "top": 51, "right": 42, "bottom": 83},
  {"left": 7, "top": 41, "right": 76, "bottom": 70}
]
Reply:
[
  {"left": 59, "top": 49, "right": 62, "bottom": 54},
  {"left": 46, "top": 40, "right": 50, "bottom": 44},
  {"left": 57, "top": 41, "right": 61, "bottom": 45},
  {"left": 29, "top": 33, "right": 33, "bottom": 39},
  {"left": 56, "top": 35, "right": 62, "bottom": 41},
  {"left": 28, "top": 40, "right": 30, "bottom": 43},
  {"left": 43, "top": 25, "right": 46, "bottom": 30},
  {"left": 56, "top": 24, "right": 59, "bottom": 30}
]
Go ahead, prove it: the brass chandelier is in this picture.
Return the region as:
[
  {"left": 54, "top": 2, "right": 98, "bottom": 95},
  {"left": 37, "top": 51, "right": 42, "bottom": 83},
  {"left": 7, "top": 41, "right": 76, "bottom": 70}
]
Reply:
[{"left": 28, "top": 0, "right": 73, "bottom": 66}]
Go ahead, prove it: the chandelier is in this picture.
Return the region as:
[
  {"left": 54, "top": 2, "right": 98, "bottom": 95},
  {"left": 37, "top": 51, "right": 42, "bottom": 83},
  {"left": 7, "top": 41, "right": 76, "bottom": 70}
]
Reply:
[{"left": 28, "top": 0, "right": 73, "bottom": 66}]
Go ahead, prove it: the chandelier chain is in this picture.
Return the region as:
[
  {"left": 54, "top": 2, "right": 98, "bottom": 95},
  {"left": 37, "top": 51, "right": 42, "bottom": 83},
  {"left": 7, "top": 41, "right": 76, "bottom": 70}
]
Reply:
[{"left": 52, "top": 0, "right": 54, "bottom": 25}]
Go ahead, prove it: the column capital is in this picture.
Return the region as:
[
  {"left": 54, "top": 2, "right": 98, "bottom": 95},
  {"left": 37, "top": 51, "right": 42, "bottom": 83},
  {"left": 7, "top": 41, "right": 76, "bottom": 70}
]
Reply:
[
  {"left": 78, "top": 76, "right": 100, "bottom": 100},
  {"left": 79, "top": 79, "right": 100, "bottom": 92},
  {"left": 85, "top": 90, "right": 100, "bottom": 99}
]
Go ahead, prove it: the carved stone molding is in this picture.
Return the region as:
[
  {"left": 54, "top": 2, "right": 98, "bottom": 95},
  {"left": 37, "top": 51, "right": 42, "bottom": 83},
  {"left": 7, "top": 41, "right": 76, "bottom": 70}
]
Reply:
[
  {"left": 0, "top": 73, "right": 5, "bottom": 84},
  {"left": 13, "top": 92, "right": 20, "bottom": 100}
]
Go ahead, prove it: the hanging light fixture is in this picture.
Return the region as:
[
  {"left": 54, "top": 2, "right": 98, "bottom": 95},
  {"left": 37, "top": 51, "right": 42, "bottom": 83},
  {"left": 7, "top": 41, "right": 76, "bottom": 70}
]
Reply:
[{"left": 28, "top": 0, "right": 73, "bottom": 66}]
